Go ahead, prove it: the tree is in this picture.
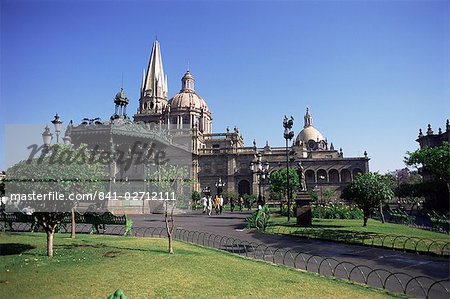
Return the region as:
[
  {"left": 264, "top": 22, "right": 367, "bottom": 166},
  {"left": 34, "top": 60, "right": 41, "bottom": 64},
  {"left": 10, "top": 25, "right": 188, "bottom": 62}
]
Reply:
[
  {"left": 405, "top": 142, "right": 450, "bottom": 212},
  {"left": 222, "top": 190, "right": 239, "bottom": 204},
  {"left": 149, "top": 164, "right": 190, "bottom": 254},
  {"left": 341, "top": 172, "right": 394, "bottom": 226},
  {"left": 243, "top": 194, "right": 257, "bottom": 210},
  {"left": 387, "top": 168, "right": 423, "bottom": 210},
  {"left": 5, "top": 144, "right": 107, "bottom": 257},
  {"left": 405, "top": 142, "right": 450, "bottom": 182},
  {"left": 270, "top": 168, "right": 300, "bottom": 196},
  {"left": 191, "top": 190, "right": 201, "bottom": 209},
  {"left": 270, "top": 167, "right": 299, "bottom": 212}
]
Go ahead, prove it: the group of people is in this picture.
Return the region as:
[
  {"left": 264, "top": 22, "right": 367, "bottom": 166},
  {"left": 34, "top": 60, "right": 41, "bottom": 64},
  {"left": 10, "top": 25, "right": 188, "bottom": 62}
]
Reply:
[{"left": 200, "top": 195, "right": 245, "bottom": 215}]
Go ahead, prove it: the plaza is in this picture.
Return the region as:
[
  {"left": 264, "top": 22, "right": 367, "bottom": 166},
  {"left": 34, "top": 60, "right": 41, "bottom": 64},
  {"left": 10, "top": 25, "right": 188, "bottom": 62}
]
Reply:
[{"left": 1, "top": 1, "right": 449, "bottom": 299}]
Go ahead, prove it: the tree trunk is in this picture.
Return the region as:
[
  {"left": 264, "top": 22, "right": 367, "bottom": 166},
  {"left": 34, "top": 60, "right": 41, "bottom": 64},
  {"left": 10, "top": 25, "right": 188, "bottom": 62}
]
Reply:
[
  {"left": 168, "top": 232, "right": 173, "bottom": 254},
  {"left": 363, "top": 212, "right": 368, "bottom": 227},
  {"left": 71, "top": 208, "right": 76, "bottom": 239},
  {"left": 379, "top": 202, "right": 385, "bottom": 223},
  {"left": 47, "top": 230, "right": 54, "bottom": 257},
  {"left": 165, "top": 202, "right": 175, "bottom": 254}
]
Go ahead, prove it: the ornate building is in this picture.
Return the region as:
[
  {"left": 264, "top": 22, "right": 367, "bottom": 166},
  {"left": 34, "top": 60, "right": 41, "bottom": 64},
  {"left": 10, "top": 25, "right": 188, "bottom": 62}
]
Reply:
[{"left": 69, "top": 39, "right": 370, "bottom": 207}]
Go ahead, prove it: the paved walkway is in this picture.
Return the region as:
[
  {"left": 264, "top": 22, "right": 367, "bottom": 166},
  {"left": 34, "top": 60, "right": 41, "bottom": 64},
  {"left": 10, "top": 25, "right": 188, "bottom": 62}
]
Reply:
[
  {"left": 131, "top": 211, "right": 449, "bottom": 279},
  {"left": 131, "top": 211, "right": 450, "bottom": 298}
]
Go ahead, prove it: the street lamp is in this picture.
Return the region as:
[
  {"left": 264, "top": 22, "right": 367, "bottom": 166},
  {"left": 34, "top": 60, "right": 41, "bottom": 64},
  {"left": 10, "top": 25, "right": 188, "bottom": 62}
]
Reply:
[
  {"left": 42, "top": 126, "right": 53, "bottom": 147},
  {"left": 51, "top": 113, "right": 63, "bottom": 143},
  {"left": 202, "top": 186, "right": 211, "bottom": 197},
  {"left": 283, "top": 116, "right": 294, "bottom": 221},
  {"left": 250, "top": 153, "right": 270, "bottom": 205},
  {"left": 215, "top": 178, "right": 225, "bottom": 197}
]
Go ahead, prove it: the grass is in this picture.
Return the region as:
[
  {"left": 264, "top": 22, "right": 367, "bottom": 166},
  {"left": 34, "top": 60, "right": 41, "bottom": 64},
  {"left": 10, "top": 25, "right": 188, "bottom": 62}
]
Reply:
[
  {"left": 267, "top": 215, "right": 450, "bottom": 255},
  {"left": 0, "top": 233, "right": 401, "bottom": 299}
]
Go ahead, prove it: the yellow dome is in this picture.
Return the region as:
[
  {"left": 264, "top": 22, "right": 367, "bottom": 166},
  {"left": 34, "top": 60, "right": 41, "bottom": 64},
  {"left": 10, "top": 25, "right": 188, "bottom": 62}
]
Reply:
[{"left": 296, "top": 126, "right": 324, "bottom": 144}]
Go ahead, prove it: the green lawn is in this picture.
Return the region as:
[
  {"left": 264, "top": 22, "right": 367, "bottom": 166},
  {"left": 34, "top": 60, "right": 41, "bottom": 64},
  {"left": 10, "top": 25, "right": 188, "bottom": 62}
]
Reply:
[
  {"left": 267, "top": 215, "right": 450, "bottom": 255},
  {"left": 0, "top": 233, "right": 400, "bottom": 299}
]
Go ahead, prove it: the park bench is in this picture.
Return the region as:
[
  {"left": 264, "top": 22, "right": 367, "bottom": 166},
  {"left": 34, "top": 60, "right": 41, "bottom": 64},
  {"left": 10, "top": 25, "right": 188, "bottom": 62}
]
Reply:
[
  {"left": 0, "top": 211, "right": 132, "bottom": 235},
  {"left": 0, "top": 212, "right": 38, "bottom": 232},
  {"left": 61, "top": 212, "right": 133, "bottom": 236}
]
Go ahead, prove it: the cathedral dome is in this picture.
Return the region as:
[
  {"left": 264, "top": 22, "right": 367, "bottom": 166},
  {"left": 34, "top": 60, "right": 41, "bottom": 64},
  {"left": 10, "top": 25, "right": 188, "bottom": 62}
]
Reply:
[
  {"left": 169, "top": 70, "right": 209, "bottom": 111},
  {"left": 170, "top": 92, "right": 208, "bottom": 111},
  {"left": 295, "top": 108, "right": 325, "bottom": 145},
  {"left": 296, "top": 126, "right": 324, "bottom": 144}
]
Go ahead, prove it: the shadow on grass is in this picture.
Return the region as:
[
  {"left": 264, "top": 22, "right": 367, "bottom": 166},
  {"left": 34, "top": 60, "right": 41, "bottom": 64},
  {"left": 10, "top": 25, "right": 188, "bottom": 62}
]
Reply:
[
  {"left": 0, "top": 243, "right": 36, "bottom": 256},
  {"left": 273, "top": 223, "right": 347, "bottom": 229},
  {"left": 54, "top": 243, "right": 202, "bottom": 256}
]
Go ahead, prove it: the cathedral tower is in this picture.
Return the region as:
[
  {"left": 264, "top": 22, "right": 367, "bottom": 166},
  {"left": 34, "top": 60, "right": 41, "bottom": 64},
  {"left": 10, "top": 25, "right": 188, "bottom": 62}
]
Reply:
[{"left": 134, "top": 39, "right": 169, "bottom": 124}]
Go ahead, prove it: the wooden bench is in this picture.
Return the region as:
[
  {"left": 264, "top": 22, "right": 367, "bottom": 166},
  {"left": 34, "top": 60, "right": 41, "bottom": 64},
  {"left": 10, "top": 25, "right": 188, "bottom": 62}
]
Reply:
[
  {"left": 0, "top": 212, "right": 132, "bottom": 236},
  {"left": 62, "top": 212, "right": 133, "bottom": 236},
  {"left": 0, "top": 212, "right": 38, "bottom": 232}
]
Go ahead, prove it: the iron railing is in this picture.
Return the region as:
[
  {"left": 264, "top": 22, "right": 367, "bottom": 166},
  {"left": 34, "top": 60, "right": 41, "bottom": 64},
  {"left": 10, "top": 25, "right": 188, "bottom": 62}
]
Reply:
[{"left": 1, "top": 222, "right": 449, "bottom": 299}]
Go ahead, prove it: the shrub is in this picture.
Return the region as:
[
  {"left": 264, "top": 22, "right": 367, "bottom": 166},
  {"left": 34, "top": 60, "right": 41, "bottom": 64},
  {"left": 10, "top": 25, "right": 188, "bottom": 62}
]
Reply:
[
  {"left": 243, "top": 194, "right": 257, "bottom": 209},
  {"left": 312, "top": 202, "right": 363, "bottom": 219},
  {"left": 280, "top": 203, "right": 295, "bottom": 217},
  {"left": 246, "top": 205, "right": 271, "bottom": 230}
]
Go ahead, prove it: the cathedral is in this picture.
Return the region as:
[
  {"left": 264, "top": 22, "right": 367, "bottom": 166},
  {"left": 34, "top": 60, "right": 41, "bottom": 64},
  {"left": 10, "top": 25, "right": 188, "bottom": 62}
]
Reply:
[{"left": 69, "top": 39, "right": 369, "bottom": 209}]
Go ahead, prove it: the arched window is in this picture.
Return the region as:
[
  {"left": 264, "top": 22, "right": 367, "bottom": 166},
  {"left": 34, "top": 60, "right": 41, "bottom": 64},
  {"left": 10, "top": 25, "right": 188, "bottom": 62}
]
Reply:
[
  {"left": 317, "top": 169, "right": 327, "bottom": 182},
  {"left": 305, "top": 170, "right": 315, "bottom": 183},
  {"left": 329, "top": 169, "right": 339, "bottom": 183},
  {"left": 341, "top": 169, "right": 351, "bottom": 182}
]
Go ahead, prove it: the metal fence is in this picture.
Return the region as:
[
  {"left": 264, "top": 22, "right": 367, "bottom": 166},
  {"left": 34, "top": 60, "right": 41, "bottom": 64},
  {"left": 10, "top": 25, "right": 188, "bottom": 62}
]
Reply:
[
  {"left": 266, "top": 225, "right": 450, "bottom": 257},
  {"left": 1, "top": 222, "right": 449, "bottom": 299}
]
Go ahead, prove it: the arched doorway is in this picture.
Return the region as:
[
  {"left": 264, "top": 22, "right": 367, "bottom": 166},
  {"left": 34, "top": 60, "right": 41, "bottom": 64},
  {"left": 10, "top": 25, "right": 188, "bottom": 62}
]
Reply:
[{"left": 238, "top": 180, "right": 251, "bottom": 196}]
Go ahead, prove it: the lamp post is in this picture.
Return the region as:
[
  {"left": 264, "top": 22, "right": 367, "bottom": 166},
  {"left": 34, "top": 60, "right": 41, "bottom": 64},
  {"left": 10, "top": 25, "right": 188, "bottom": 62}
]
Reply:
[
  {"left": 250, "top": 153, "right": 270, "bottom": 205},
  {"left": 51, "top": 113, "right": 63, "bottom": 143},
  {"left": 42, "top": 126, "right": 53, "bottom": 147},
  {"left": 215, "top": 178, "right": 225, "bottom": 197},
  {"left": 202, "top": 186, "right": 211, "bottom": 197},
  {"left": 283, "top": 116, "right": 294, "bottom": 221}
]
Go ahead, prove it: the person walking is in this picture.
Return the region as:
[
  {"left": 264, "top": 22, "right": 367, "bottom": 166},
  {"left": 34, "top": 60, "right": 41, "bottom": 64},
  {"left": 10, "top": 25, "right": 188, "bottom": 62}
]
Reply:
[
  {"left": 207, "top": 196, "right": 212, "bottom": 216},
  {"left": 239, "top": 196, "right": 244, "bottom": 212},
  {"left": 219, "top": 195, "right": 224, "bottom": 214},
  {"left": 201, "top": 195, "right": 207, "bottom": 213},
  {"left": 214, "top": 195, "right": 220, "bottom": 215}
]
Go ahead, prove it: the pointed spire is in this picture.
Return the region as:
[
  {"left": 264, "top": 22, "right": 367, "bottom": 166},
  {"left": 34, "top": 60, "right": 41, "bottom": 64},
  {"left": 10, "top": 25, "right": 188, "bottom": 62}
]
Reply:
[
  {"left": 143, "top": 39, "right": 167, "bottom": 99},
  {"left": 330, "top": 142, "right": 334, "bottom": 150},
  {"left": 304, "top": 107, "right": 313, "bottom": 128},
  {"left": 140, "top": 69, "right": 145, "bottom": 94}
]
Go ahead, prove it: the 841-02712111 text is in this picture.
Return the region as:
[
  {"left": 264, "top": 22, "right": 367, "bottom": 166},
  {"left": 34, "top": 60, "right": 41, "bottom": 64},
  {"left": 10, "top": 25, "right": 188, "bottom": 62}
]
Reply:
[{"left": 107, "top": 191, "right": 177, "bottom": 201}]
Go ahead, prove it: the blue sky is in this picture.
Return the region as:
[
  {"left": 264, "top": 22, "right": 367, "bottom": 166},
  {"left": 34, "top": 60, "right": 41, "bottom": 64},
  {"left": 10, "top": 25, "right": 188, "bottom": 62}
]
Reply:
[{"left": 1, "top": 0, "right": 449, "bottom": 173}]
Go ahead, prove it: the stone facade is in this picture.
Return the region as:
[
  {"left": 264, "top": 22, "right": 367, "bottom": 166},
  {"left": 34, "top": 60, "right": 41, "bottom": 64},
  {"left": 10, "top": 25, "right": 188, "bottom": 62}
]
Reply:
[{"left": 69, "top": 39, "right": 370, "bottom": 204}]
